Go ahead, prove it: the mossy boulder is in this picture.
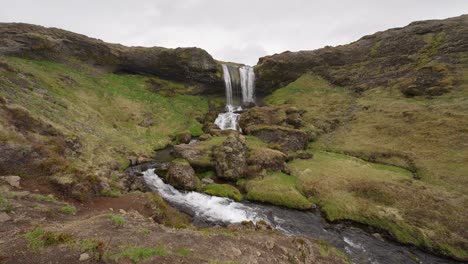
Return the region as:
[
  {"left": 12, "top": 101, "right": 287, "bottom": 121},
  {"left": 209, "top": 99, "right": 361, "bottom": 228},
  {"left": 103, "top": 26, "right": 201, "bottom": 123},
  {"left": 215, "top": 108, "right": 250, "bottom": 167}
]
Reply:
[
  {"left": 247, "top": 148, "right": 287, "bottom": 171},
  {"left": 166, "top": 159, "right": 199, "bottom": 191},
  {"left": 249, "top": 125, "right": 308, "bottom": 152},
  {"left": 213, "top": 135, "right": 248, "bottom": 180},
  {"left": 202, "top": 183, "right": 242, "bottom": 201}
]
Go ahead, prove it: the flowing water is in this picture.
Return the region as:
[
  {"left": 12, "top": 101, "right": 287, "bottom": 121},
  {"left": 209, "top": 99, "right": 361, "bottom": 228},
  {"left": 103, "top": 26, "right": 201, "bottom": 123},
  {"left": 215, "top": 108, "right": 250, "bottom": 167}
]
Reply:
[
  {"left": 143, "top": 169, "right": 460, "bottom": 264},
  {"left": 214, "top": 64, "right": 255, "bottom": 131}
]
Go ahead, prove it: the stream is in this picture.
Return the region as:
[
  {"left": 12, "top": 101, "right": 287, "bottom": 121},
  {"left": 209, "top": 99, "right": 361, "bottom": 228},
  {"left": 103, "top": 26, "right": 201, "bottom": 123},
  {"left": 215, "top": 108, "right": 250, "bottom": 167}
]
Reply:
[{"left": 143, "top": 169, "right": 461, "bottom": 264}]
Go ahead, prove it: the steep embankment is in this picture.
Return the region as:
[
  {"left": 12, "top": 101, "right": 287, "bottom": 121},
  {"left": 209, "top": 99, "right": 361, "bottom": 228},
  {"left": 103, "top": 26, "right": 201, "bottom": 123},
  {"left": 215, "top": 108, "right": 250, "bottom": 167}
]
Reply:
[
  {"left": 253, "top": 15, "right": 468, "bottom": 259},
  {"left": 0, "top": 23, "right": 227, "bottom": 200}
]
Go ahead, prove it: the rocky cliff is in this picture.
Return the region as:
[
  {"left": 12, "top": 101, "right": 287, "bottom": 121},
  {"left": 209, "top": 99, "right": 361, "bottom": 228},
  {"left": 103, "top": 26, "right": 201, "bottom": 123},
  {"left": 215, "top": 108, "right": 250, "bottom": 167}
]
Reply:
[
  {"left": 255, "top": 15, "right": 468, "bottom": 97},
  {"left": 0, "top": 23, "right": 223, "bottom": 94}
]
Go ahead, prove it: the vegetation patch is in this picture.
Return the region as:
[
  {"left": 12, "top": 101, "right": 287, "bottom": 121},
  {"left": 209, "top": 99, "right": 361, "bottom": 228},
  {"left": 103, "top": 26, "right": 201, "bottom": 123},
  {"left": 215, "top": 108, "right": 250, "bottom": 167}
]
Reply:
[
  {"left": 114, "top": 244, "right": 167, "bottom": 263},
  {"left": 288, "top": 151, "right": 468, "bottom": 259},
  {"left": 59, "top": 203, "right": 77, "bottom": 215},
  {"left": 175, "top": 247, "right": 192, "bottom": 257},
  {"left": 202, "top": 183, "right": 242, "bottom": 201},
  {"left": 245, "top": 171, "right": 311, "bottom": 209},
  {"left": 24, "top": 227, "right": 73, "bottom": 251},
  {"left": 106, "top": 214, "right": 125, "bottom": 227}
]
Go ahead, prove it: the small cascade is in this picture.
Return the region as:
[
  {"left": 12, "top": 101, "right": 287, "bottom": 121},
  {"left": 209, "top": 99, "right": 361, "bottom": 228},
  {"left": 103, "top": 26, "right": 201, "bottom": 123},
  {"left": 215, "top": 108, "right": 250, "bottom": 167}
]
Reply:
[
  {"left": 143, "top": 169, "right": 262, "bottom": 223},
  {"left": 215, "top": 64, "right": 255, "bottom": 131}
]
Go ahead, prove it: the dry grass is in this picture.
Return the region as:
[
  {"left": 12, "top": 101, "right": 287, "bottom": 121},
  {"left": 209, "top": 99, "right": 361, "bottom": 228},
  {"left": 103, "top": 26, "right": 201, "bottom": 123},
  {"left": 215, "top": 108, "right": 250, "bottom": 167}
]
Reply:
[
  {"left": 0, "top": 56, "right": 209, "bottom": 176},
  {"left": 266, "top": 68, "right": 468, "bottom": 258}
]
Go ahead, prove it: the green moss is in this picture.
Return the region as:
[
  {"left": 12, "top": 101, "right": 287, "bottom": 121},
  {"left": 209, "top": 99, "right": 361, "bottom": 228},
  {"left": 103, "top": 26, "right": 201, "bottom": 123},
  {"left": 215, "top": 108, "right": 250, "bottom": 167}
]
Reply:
[
  {"left": 146, "top": 193, "right": 189, "bottom": 228},
  {"left": 24, "top": 227, "right": 73, "bottom": 251},
  {"left": 203, "top": 183, "right": 242, "bottom": 201},
  {"left": 175, "top": 248, "right": 192, "bottom": 257},
  {"left": 197, "top": 170, "right": 215, "bottom": 179},
  {"left": 0, "top": 194, "right": 13, "bottom": 213},
  {"left": 106, "top": 214, "right": 125, "bottom": 227},
  {"left": 171, "top": 158, "right": 190, "bottom": 166},
  {"left": 245, "top": 172, "right": 312, "bottom": 209},
  {"left": 59, "top": 204, "right": 77, "bottom": 215},
  {"left": 317, "top": 240, "right": 351, "bottom": 263},
  {"left": 31, "top": 194, "right": 58, "bottom": 203},
  {"left": 114, "top": 244, "right": 167, "bottom": 263},
  {"left": 370, "top": 40, "right": 383, "bottom": 57},
  {"left": 289, "top": 150, "right": 468, "bottom": 259},
  {"left": 0, "top": 56, "right": 209, "bottom": 178}
]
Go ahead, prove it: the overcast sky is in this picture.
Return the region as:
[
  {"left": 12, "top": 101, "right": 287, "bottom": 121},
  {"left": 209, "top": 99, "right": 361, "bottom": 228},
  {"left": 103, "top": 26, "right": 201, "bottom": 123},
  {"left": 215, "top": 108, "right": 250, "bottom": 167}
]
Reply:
[{"left": 0, "top": 0, "right": 467, "bottom": 65}]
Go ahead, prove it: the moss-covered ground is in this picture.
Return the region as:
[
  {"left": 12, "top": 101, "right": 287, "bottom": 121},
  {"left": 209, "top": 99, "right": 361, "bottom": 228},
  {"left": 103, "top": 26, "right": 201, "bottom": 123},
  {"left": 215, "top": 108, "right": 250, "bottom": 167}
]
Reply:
[
  {"left": 0, "top": 56, "right": 210, "bottom": 178},
  {"left": 263, "top": 65, "right": 468, "bottom": 258}
]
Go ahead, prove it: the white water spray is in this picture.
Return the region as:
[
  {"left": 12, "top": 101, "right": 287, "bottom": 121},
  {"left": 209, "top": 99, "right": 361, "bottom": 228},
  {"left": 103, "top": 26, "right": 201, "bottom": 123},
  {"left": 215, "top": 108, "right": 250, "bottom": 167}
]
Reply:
[
  {"left": 215, "top": 64, "right": 255, "bottom": 131},
  {"left": 143, "top": 169, "right": 262, "bottom": 223}
]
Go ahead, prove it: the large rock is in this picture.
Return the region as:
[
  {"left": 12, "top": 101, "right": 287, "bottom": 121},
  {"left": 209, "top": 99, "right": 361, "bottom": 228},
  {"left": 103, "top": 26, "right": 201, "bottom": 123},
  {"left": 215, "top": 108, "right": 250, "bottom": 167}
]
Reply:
[
  {"left": 255, "top": 15, "right": 468, "bottom": 96},
  {"left": 0, "top": 23, "right": 223, "bottom": 94},
  {"left": 247, "top": 148, "right": 287, "bottom": 171},
  {"left": 166, "top": 159, "right": 199, "bottom": 190},
  {"left": 213, "top": 135, "right": 248, "bottom": 180},
  {"left": 0, "top": 176, "right": 20, "bottom": 188},
  {"left": 173, "top": 143, "right": 212, "bottom": 168},
  {"left": 239, "top": 106, "right": 305, "bottom": 133},
  {"left": 249, "top": 126, "right": 308, "bottom": 152}
]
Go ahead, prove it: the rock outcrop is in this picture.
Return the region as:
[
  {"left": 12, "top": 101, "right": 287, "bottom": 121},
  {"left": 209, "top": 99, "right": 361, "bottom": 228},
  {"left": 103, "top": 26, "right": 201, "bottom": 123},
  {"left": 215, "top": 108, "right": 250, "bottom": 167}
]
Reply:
[
  {"left": 0, "top": 23, "right": 223, "bottom": 94},
  {"left": 213, "top": 135, "right": 248, "bottom": 180},
  {"left": 166, "top": 159, "right": 199, "bottom": 190},
  {"left": 255, "top": 15, "right": 468, "bottom": 97}
]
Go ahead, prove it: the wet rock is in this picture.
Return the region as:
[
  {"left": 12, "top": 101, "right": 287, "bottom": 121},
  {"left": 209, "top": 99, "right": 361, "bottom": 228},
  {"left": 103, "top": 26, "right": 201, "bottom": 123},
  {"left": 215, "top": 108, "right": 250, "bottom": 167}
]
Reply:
[
  {"left": 372, "top": 233, "right": 385, "bottom": 242},
  {"left": 120, "top": 173, "right": 148, "bottom": 192},
  {"left": 0, "top": 176, "right": 20, "bottom": 188},
  {"left": 166, "top": 159, "right": 199, "bottom": 190},
  {"left": 213, "top": 135, "right": 247, "bottom": 180}
]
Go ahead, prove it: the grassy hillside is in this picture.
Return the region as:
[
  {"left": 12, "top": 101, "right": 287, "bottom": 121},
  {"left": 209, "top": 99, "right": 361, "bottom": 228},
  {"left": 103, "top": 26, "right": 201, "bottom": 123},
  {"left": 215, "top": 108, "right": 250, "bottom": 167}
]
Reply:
[
  {"left": 265, "top": 72, "right": 468, "bottom": 258},
  {"left": 0, "top": 56, "right": 210, "bottom": 184}
]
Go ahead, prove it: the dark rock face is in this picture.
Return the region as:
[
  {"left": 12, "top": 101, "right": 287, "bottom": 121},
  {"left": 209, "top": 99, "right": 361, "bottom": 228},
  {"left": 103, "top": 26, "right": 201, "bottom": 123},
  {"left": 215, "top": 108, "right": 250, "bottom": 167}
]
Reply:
[
  {"left": 213, "top": 135, "right": 248, "bottom": 180},
  {"left": 255, "top": 15, "right": 468, "bottom": 96},
  {"left": 166, "top": 160, "right": 199, "bottom": 190},
  {"left": 0, "top": 23, "right": 223, "bottom": 94}
]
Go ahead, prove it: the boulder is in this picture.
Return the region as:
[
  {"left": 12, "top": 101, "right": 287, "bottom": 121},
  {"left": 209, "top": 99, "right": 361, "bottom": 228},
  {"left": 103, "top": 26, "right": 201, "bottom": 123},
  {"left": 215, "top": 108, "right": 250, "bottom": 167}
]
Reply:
[
  {"left": 249, "top": 126, "right": 309, "bottom": 152},
  {"left": 0, "top": 176, "right": 20, "bottom": 188},
  {"left": 173, "top": 143, "right": 212, "bottom": 168},
  {"left": 213, "top": 135, "right": 248, "bottom": 180},
  {"left": 166, "top": 159, "right": 199, "bottom": 190},
  {"left": 176, "top": 131, "right": 192, "bottom": 144},
  {"left": 247, "top": 148, "right": 287, "bottom": 171}
]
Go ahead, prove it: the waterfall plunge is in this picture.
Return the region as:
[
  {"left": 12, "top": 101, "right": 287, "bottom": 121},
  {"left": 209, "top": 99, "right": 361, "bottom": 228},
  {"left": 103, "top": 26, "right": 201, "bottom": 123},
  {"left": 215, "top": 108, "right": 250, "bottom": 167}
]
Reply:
[{"left": 214, "top": 64, "right": 255, "bottom": 131}]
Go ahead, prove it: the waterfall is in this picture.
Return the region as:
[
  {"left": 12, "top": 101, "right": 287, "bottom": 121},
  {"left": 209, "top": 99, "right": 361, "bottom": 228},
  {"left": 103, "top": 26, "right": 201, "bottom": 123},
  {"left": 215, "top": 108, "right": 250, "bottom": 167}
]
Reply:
[
  {"left": 239, "top": 66, "right": 255, "bottom": 104},
  {"left": 215, "top": 64, "right": 255, "bottom": 131}
]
